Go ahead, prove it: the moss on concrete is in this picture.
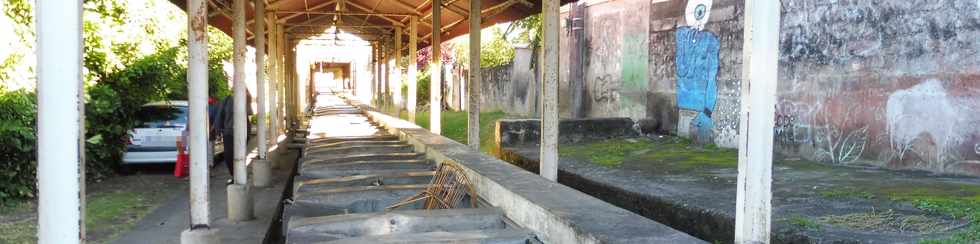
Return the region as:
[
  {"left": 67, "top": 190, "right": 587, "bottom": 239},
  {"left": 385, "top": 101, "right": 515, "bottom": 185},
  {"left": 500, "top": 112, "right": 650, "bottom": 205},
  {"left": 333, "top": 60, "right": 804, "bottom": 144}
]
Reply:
[
  {"left": 559, "top": 138, "right": 655, "bottom": 166},
  {"left": 558, "top": 136, "right": 737, "bottom": 169}
]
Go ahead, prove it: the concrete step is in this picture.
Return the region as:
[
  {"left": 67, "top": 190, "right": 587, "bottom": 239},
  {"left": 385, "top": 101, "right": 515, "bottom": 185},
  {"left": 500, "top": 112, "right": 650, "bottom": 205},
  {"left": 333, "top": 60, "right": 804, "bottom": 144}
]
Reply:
[
  {"left": 286, "top": 208, "right": 514, "bottom": 244},
  {"left": 309, "top": 135, "right": 399, "bottom": 144},
  {"left": 294, "top": 171, "right": 435, "bottom": 193},
  {"left": 300, "top": 159, "right": 434, "bottom": 177},
  {"left": 298, "top": 168, "right": 438, "bottom": 182},
  {"left": 305, "top": 140, "right": 405, "bottom": 150},
  {"left": 301, "top": 152, "right": 425, "bottom": 165},
  {"left": 285, "top": 185, "right": 426, "bottom": 219},
  {"left": 304, "top": 144, "right": 414, "bottom": 156}
]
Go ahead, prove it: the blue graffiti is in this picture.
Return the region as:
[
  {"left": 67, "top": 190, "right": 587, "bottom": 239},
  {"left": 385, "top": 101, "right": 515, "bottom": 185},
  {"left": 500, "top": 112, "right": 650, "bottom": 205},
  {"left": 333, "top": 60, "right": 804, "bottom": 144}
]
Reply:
[{"left": 675, "top": 26, "right": 719, "bottom": 141}]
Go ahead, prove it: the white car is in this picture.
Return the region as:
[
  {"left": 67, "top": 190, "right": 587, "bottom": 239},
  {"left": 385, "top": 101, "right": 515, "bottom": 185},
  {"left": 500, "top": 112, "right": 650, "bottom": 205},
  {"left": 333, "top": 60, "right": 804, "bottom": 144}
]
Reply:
[
  {"left": 123, "top": 101, "right": 222, "bottom": 165},
  {"left": 123, "top": 101, "right": 187, "bottom": 164}
]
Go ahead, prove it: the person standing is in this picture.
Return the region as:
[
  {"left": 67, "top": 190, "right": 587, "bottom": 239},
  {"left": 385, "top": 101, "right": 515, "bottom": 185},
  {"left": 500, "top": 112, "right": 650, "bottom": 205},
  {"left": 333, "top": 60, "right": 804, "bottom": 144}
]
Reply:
[{"left": 212, "top": 92, "right": 253, "bottom": 183}]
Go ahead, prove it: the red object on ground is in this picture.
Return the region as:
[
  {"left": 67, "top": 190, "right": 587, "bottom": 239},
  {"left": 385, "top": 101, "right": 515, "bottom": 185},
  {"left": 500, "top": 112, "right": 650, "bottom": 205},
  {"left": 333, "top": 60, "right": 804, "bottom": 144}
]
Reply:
[{"left": 174, "top": 140, "right": 189, "bottom": 178}]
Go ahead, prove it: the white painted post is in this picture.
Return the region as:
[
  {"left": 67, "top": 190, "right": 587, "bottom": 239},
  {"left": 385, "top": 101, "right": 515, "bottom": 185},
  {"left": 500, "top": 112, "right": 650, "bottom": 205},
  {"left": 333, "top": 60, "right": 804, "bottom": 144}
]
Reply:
[
  {"left": 180, "top": 0, "right": 218, "bottom": 242},
  {"left": 36, "top": 1, "right": 83, "bottom": 243},
  {"left": 540, "top": 0, "right": 559, "bottom": 181},
  {"left": 430, "top": 0, "right": 443, "bottom": 135},
  {"left": 735, "top": 1, "right": 780, "bottom": 243},
  {"left": 467, "top": 0, "right": 481, "bottom": 149},
  {"left": 228, "top": 0, "right": 254, "bottom": 221},
  {"left": 408, "top": 16, "right": 419, "bottom": 123},
  {"left": 394, "top": 26, "right": 403, "bottom": 113},
  {"left": 252, "top": 0, "right": 271, "bottom": 187},
  {"left": 268, "top": 14, "right": 279, "bottom": 148},
  {"left": 255, "top": 0, "right": 267, "bottom": 160},
  {"left": 374, "top": 42, "right": 380, "bottom": 106}
]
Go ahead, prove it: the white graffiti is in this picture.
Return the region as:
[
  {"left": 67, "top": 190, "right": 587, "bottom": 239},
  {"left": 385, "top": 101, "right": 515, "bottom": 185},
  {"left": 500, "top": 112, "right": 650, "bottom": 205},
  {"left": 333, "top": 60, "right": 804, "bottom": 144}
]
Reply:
[{"left": 886, "top": 79, "right": 980, "bottom": 169}]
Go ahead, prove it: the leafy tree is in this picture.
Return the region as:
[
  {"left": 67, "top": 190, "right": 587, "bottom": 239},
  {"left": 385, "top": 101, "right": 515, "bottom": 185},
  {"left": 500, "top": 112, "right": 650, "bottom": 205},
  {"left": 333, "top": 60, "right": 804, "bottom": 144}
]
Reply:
[
  {"left": 507, "top": 14, "right": 542, "bottom": 48},
  {"left": 454, "top": 27, "right": 515, "bottom": 68}
]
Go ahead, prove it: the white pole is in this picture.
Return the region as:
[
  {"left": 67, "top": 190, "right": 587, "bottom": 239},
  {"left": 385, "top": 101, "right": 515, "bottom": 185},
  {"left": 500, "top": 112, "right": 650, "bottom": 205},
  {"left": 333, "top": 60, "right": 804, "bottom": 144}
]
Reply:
[
  {"left": 185, "top": 0, "right": 212, "bottom": 228},
  {"left": 268, "top": 14, "right": 279, "bottom": 146},
  {"left": 430, "top": 0, "right": 442, "bottom": 135},
  {"left": 407, "top": 16, "right": 419, "bottom": 123},
  {"left": 36, "top": 1, "right": 83, "bottom": 243},
  {"left": 539, "top": 0, "right": 559, "bottom": 181},
  {"left": 231, "top": 0, "right": 248, "bottom": 185},
  {"left": 255, "top": 0, "right": 267, "bottom": 160},
  {"left": 394, "top": 26, "right": 403, "bottom": 113},
  {"left": 734, "top": 1, "right": 780, "bottom": 243},
  {"left": 227, "top": 0, "right": 255, "bottom": 222},
  {"left": 252, "top": 0, "right": 273, "bottom": 187},
  {"left": 467, "top": 0, "right": 481, "bottom": 149}
]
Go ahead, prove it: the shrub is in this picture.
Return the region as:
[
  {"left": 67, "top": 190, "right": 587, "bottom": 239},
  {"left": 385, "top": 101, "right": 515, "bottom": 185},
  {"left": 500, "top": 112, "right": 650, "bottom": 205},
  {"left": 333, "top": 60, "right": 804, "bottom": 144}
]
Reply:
[
  {"left": 0, "top": 45, "right": 231, "bottom": 202},
  {"left": 0, "top": 90, "right": 36, "bottom": 200}
]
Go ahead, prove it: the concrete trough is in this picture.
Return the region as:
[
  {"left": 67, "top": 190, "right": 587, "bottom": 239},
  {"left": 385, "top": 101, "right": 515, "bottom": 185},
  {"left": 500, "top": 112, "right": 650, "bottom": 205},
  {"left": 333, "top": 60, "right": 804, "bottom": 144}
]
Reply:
[
  {"left": 286, "top": 208, "right": 519, "bottom": 244},
  {"left": 352, "top": 98, "right": 706, "bottom": 244}
]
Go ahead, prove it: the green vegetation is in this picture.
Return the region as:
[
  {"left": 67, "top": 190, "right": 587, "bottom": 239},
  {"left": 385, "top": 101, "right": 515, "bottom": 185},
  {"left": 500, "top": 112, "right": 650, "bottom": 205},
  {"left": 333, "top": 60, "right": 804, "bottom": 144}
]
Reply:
[
  {"left": 817, "top": 209, "right": 944, "bottom": 233},
  {"left": 788, "top": 215, "right": 822, "bottom": 231},
  {"left": 560, "top": 138, "right": 654, "bottom": 166},
  {"left": 0, "top": 187, "right": 169, "bottom": 243},
  {"left": 1, "top": 0, "right": 234, "bottom": 202},
  {"left": 400, "top": 110, "right": 509, "bottom": 153},
  {"left": 558, "top": 137, "right": 738, "bottom": 168},
  {"left": 818, "top": 187, "right": 875, "bottom": 199},
  {"left": 812, "top": 183, "right": 980, "bottom": 243},
  {"left": 454, "top": 26, "right": 517, "bottom": 68}
]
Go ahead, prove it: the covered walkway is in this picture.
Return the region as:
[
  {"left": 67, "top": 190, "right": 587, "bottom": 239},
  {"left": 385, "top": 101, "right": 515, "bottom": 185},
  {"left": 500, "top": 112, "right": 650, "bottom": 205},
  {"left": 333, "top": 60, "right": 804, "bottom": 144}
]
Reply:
[{"left": 33, "top": 0, "right": 783, "bottom": 243}]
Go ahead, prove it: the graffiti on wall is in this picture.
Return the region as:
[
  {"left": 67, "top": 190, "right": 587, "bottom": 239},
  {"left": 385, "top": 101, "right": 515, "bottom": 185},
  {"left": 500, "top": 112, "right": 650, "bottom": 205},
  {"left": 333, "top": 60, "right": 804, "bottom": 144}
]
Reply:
[
  {"left": 886, "top": 79, "right": 980, "bottom": 170},
  {"left": 675, "top": 27, "right": 719, "bottom": 143}
]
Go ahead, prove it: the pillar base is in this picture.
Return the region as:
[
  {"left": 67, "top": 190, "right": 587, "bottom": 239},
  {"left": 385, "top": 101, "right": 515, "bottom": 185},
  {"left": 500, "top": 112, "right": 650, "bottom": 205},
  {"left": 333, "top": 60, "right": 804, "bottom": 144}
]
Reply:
[
  {"left": 226, "top": 184, "right": 254, "bottom": 221},
  {"left": 268, "top": 146, "right": 282, "bottom": 169},
  {"left": 180, "top": 227, "right": 219, "bottom": 244},
  {"left": 252, "top": 159, "right": 271, "bottom": 187}
]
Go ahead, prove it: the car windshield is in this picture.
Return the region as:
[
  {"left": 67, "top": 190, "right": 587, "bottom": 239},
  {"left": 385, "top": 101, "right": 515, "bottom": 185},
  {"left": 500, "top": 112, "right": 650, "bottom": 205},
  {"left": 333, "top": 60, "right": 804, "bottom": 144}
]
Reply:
[{"left": 135, "top": 105, "right": 188, "bottom": 128}]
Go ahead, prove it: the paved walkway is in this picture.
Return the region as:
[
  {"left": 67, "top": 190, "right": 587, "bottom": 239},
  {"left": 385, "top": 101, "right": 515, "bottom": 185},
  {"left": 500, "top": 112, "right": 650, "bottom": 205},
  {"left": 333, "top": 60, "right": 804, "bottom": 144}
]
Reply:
[{"left": 113, "top": 139, "right": 297, "bottom": 244}]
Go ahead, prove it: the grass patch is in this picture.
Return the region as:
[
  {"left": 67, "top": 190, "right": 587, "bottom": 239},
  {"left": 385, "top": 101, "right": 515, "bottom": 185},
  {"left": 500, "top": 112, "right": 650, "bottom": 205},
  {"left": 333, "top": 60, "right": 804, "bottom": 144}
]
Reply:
[
  {"left": 818, "top": 187, "right": 876, "bottom": 199},
  {"left": 560, "top": 138, "right": 654, "bottom": 166},
  {"left": 0, "top": 189, "right": 163, "bottom": 243},
  {"left": 637, "top": 137, "right": 738, "bottom": 169},
  {"left": 556, "top": 136, "right": 738, "bottom": 168},
  {"left": 400, "top": 110, "right": 510, "bottom": 153},
  {"left": 817, "top": 209, "right": 946, "bottom": 233},
  {"left": 822, "top": 184, "right": 980, "bottom": 243},
  {"left": 788, "top": 215, "right": 822, "bottom": 230}
]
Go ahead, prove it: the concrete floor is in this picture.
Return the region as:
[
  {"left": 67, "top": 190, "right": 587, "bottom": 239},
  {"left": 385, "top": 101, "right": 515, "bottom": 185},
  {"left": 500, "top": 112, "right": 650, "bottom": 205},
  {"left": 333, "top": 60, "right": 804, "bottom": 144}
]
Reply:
[{"left": 112, "top": 141, "right": 297, "bottom": 244}]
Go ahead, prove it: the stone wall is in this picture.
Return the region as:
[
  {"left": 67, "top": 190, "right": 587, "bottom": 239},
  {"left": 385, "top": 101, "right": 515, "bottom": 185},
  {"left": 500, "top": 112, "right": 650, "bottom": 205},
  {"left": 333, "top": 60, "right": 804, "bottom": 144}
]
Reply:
[
  {"left": 476, "top": 0, "right": 980, "bottom": 175},
  {"left": 479, "top": 46, "right": 539, "bottom": 116}
]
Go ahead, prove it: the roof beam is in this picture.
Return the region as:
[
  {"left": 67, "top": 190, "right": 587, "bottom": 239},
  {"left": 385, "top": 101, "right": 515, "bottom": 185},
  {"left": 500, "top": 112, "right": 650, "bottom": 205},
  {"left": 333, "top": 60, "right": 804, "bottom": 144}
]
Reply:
[
  {"left": 276, "top": 10, "right": 415, "bottom": 17},
  {"left": 344, "top": 0, "right": 407, "bottom": 27},
  {"left": 278, "top": 0, "right": 337, "bottom": 23}
]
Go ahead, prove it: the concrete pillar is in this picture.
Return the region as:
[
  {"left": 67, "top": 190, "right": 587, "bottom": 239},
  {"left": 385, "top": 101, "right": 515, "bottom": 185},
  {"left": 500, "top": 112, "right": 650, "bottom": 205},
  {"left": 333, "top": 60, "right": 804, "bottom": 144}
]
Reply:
[
  {"left": 275, "top": 24, "right": 284, "bottom": 137},
  {"left": 228, "top": 0, "right": 254, "bottom": 221},
  {"left": 373, "top": 43, "right": 380, "bottom": 106},
  {"left": 180, "top": 0, "right": 216, "bottom": 241},
  {"left": 268, "top": 14, "right": 279, "bottom": 154},
  {"left": 394, "top": 26, "right": 403, "bottom": 113},
  {"left": 408, "top": 16, "right": 419, "bottom": 123},
  {"left": 37, "top": 0, "right": 83, "bottom": 243},
  {"left": 252, "top": 0, "right": 271, "bottom": 187},
  {"left": 735, "top": 1, "right": 780, "bottom": 243},
  {"left": 467, "top": 0, "right": 481, "bottom": 149},
  {"left": 540, "top": 0, "right": 559, "bottom": 181},
  {"left": 430, "top": 0, "right": 443, "bottom": 135}
]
